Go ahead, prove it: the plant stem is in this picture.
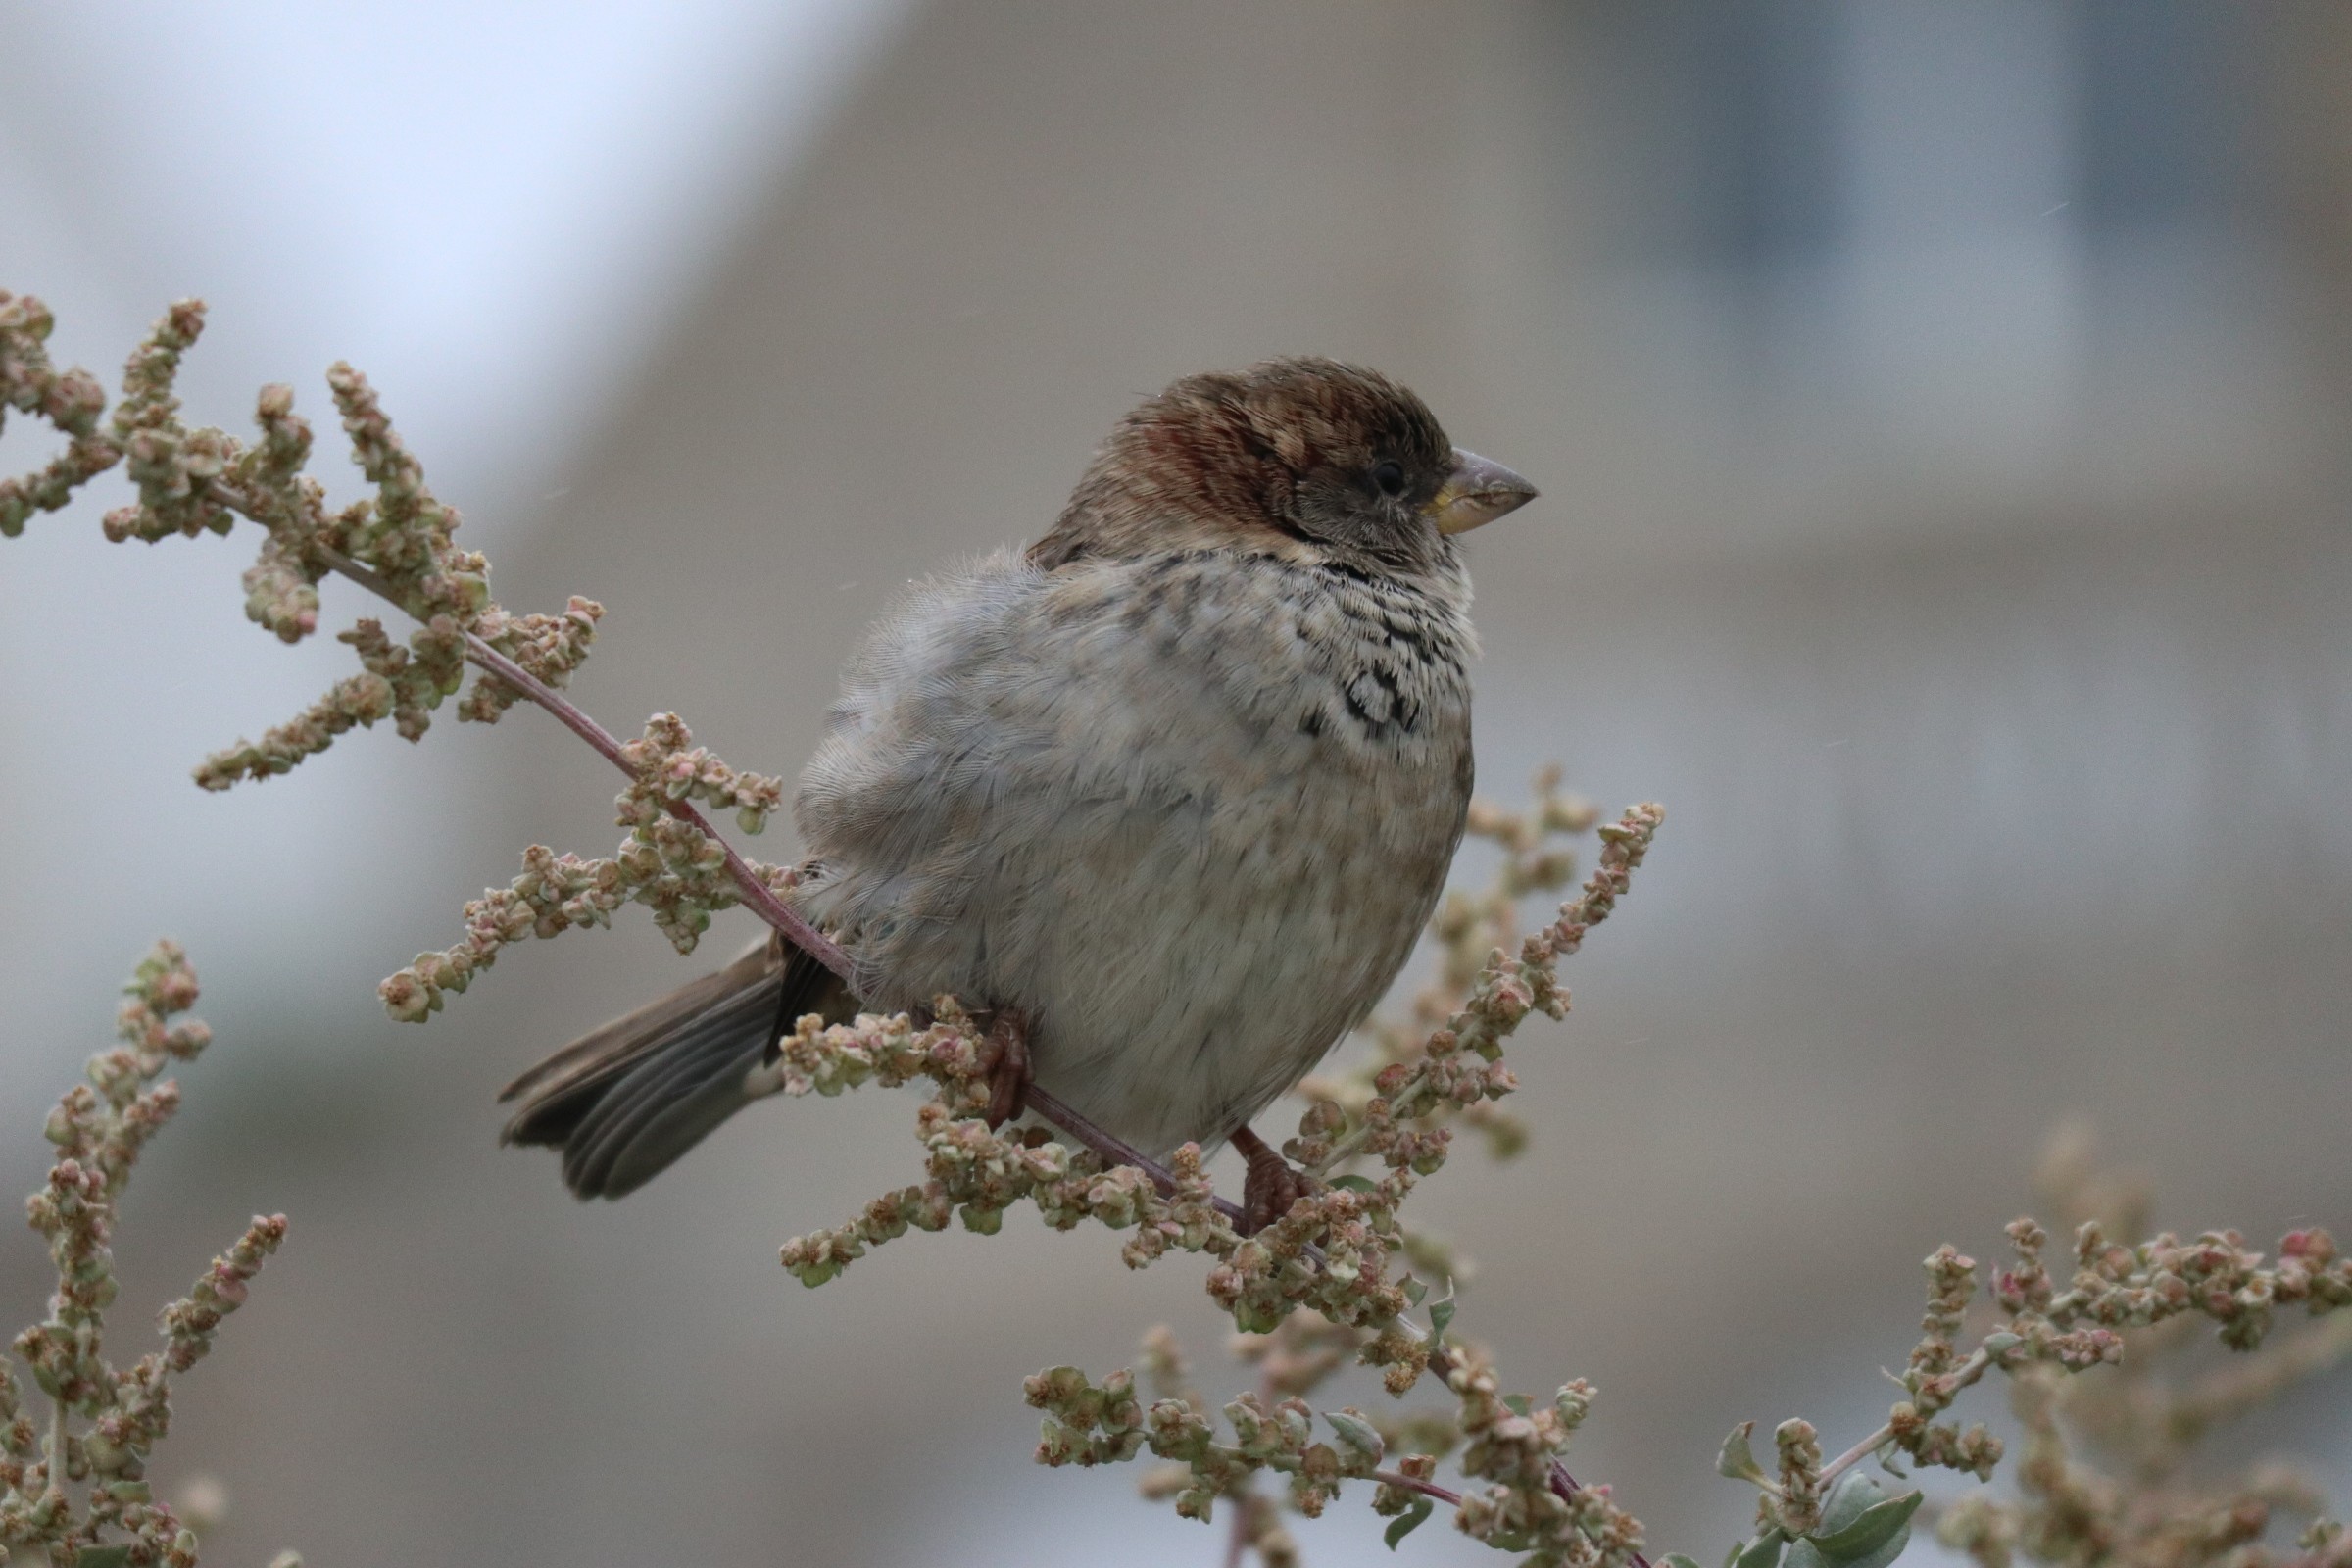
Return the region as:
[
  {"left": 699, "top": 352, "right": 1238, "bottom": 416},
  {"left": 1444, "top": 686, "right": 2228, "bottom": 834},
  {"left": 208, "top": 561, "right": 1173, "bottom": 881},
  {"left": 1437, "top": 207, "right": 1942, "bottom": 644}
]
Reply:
[
  {"left": 1022, "top": 1081, "right": 1249, "bottom": 1225},
  {"left": 316, "top": 545, "right": 851, "bottom": 978},
  {"left": 1224, "top": 1364, "right": 1284, "bottom": 1568},
  {"left": 45, "top": 1387, "right": 65, "bottom": 1500},
  {"left": 1816, "top": 1348, "right": 1992, "bottom": 1487},
  {"left": 1371, "top": 1469, "right": 1463, "bottom": 1507},
  {"left": 1222, "top": 1502, "right": 1251, "bottom": 1568}
]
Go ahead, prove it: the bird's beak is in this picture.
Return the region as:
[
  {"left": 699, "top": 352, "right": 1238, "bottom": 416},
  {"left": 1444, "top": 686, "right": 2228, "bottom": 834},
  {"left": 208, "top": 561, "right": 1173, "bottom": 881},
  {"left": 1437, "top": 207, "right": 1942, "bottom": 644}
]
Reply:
[{"left": 1427, "top": 448, "right": 1539, "bottom": 535}]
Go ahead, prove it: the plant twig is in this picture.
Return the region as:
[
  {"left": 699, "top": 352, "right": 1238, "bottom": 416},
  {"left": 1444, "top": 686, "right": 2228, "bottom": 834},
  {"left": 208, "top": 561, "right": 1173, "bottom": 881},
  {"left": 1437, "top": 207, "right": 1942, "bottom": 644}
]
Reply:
[
  {"left": 1024, "top": 1081, "right": 1249, "bottom": 1224},
  {"left": 1224, "top": 1363, "right": 1285, "bottom": 1568},
  {"left": 1223, "top": 1508, "right": 1250, "bottom": 1568},
  {"left": 1816, "top": 1347, "right": 1992, "bottom": 1488},
  {"left": 311, "top": 541, "right": 852, "bottom": 980},
  {"left": 1371, "top": 1469, "right": 1463, "bottom": 1507},
  {"left": 45, "top": 1390, "right": 65, "bottom": 1499}
]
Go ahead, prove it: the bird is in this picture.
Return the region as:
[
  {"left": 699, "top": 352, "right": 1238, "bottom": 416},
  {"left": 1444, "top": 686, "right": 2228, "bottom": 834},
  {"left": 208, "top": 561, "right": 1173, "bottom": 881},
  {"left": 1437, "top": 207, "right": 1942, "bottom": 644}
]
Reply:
[{"left": 497, "top": 357, "right": 1538, "bottom": 1230}]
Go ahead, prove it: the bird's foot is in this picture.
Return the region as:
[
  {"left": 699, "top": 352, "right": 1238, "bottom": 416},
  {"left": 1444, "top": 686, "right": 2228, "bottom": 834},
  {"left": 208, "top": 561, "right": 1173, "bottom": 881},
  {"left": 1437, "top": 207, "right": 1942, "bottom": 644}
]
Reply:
[
  {"left": 982, "top": 1006, "right": 1032, "bottom": 1130},
  {"left": 1232, "top": 1124, "right": 1318, "bottom": 1236}
]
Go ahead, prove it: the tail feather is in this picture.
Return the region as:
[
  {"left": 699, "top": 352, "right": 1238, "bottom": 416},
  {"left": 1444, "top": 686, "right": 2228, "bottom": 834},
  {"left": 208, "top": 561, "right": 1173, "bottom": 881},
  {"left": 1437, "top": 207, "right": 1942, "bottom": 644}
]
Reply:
[
  {"left": 501, "top": 934, "right": 851, "bottom": 1199},
  {"left": 560, "top": 1028, "right": 763, "bottom": 1198}
]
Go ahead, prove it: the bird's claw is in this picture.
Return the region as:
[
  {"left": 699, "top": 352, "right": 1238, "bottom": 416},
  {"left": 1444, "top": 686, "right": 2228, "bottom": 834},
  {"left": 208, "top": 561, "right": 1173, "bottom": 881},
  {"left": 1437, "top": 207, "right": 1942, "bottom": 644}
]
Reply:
[
  {"left": 1233, "top": 1124, "right": 1317, "bottom": 1236},
  {"left": 983, "top": 1007, "right": 1031, "bottom": 1130}
]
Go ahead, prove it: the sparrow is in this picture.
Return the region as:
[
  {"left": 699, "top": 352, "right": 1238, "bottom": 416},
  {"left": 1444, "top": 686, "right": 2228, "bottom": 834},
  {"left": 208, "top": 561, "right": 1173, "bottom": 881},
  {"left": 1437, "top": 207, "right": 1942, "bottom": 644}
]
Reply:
[{"left": 498, "top": 357, "right": 1538, "bottom": 1230}]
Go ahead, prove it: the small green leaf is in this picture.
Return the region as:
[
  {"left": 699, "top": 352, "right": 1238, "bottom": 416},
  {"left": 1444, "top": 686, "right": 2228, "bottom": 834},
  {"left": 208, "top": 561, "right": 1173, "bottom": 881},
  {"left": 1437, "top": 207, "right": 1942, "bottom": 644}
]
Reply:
[
  {"left": 1385, "top": 1496, "right": 1436, "bottom": 1548},
  {"left": 1731, "top": 1530, "right": 1787, "bottom": 1568},
  {"left": 1717, "top": 1420, "right": 1767, "bottom": 1485},
  {"left": 1815, "top": 1471, "right": 1886, "bottom": 1537},
  {"left": 74, "top": 1549, "right": 133, "bottom": 1568},
  {"left": 1785, "top": 1472, "right": 1918, "bottom": 1568},
  {"left": 1328, "top": 1174, "right": 1379, "bottom": 1194},
  {"left": 1788, "top": 1528, "right": 1916, "bottom": 1568},
  {"left": 1503, "top": 1393, "right": 1534, "bottom": 1417},
  {"left": 1401, "top": 1274, "right": 1429, "bottom": 1307},
  {"left": 1979, "top": 1332, "right": 2022, "bottom": 1361},
  {"left": 1324, "top": 1409, "right": 1385, "bottom": 1463},
  {"left": 1427, "top": 1280, "right": 1458, "bottom": 1343},
  {"left": 1804, "top": 1492, "right": 1924, "bottom": 1568}
]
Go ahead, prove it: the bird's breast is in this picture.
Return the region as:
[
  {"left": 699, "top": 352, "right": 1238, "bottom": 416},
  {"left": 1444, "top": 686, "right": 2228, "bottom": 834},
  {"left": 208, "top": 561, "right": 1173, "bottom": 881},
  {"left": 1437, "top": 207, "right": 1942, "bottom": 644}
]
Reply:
[
  {"left": 797, "top": 548, "right": 1478, "bottom": 1156},
  {"left": 989, "top": 557, "right": 1476, "bottom": 1152}
]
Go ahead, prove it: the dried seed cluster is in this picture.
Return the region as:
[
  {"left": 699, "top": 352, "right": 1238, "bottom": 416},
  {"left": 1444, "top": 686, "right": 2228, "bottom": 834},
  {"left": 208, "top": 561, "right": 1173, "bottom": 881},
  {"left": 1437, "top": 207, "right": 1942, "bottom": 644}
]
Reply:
[
  {"left": 379, "top": 712, "right": 796, "bottom": 1021},
  {"left": 1706, "top": 1136, "right": 2352, "bottom": 1568},
  {"left": 1, "top": 296, "right": 607, "bottom": 787},
  {"left": 1, "top": 292, "right": 825, "bottom": 1021},
  {"left": 0, "top": 943, "right": 291, "bottom": 1567},
  {"left": 0, "top": 292, "right": 115, "bottom": 535}
]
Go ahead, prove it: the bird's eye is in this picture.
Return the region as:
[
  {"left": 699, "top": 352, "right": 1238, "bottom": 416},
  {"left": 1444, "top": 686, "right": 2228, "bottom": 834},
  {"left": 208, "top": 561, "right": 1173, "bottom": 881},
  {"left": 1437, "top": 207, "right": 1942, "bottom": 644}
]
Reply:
[{"left": 1373, "top": 461, "right": 1405, "bottom": 497}]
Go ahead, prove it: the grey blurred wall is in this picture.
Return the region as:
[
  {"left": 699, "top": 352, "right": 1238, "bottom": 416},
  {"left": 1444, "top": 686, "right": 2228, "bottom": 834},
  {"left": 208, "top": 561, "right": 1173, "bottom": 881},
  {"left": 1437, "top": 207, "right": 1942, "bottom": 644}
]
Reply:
[{"left": 13, "top": 4, "right": 2347, "bottom": 1564}]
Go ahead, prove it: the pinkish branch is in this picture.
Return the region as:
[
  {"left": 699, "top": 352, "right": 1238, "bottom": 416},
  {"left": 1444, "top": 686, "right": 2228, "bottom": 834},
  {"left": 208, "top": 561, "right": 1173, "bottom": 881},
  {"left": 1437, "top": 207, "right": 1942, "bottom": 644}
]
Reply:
[
  {"left": 1372, "top": 1470, "right": 1463, "bottom": 1507},
  {"left": 315, "top": 542, "right": 848, "bottom": 977}
]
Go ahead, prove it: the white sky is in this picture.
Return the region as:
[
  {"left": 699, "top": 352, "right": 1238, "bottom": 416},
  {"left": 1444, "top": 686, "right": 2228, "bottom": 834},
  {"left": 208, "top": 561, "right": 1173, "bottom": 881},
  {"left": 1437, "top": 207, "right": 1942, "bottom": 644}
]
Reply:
[{"left": 1, "top": 0, "right": 912, "bottom": 521}]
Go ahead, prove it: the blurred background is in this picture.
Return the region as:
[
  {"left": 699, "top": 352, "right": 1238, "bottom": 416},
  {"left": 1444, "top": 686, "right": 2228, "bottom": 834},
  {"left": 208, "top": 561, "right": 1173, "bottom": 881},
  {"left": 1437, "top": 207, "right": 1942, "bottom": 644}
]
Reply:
[{"left": 3, "top": 3, "right": 2348, "bottom": 1563}]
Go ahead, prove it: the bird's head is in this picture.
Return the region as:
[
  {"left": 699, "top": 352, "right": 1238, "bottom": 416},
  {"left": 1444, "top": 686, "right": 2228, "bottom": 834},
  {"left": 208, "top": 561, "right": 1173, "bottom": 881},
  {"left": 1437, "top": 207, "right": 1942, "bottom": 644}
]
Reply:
[{"left": 1032, "top": 357, "right": 1537, "bottom": 581}]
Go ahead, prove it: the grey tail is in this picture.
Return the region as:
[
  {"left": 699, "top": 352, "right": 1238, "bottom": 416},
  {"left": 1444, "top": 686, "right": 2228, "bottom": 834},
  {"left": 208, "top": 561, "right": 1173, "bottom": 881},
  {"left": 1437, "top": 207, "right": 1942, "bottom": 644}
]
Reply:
[{"left": 499, "top": 933, "right": 852, "bottom": 1199}]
